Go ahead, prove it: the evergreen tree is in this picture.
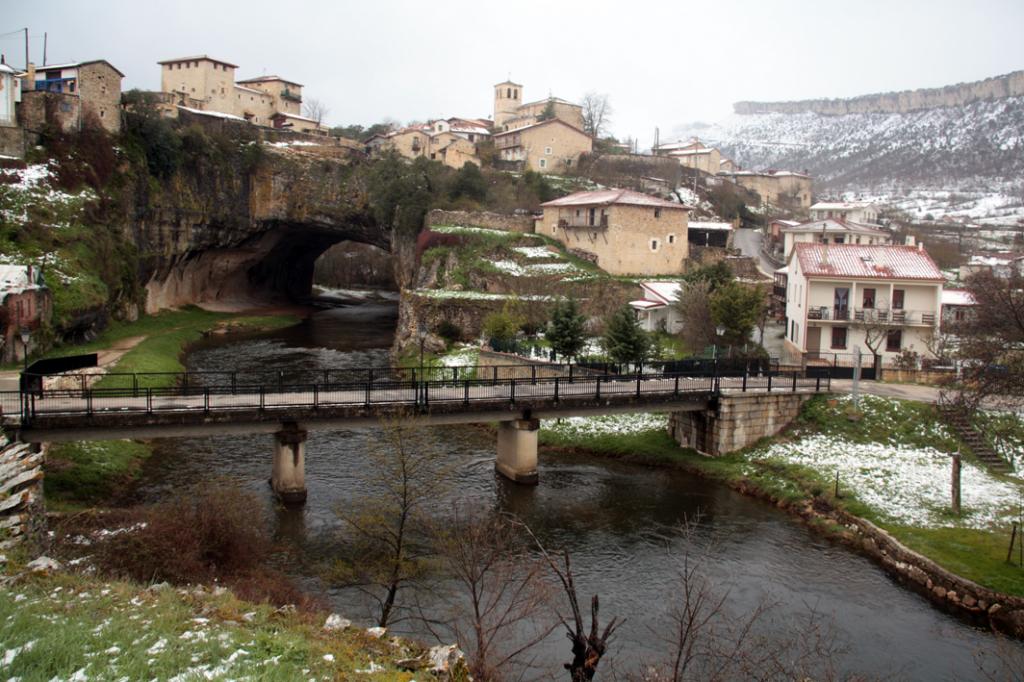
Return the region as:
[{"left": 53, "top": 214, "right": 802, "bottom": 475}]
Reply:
[
  {"left": 538, "top": 98, "right": 557, "bottom": 122},
  {"left": 546, "top": 298, "right": 587, "bottom": 362},
  {"left": 602, "top": 306, "right": 650, "bottom": 365},
  {"left": 710, "top": 282, "right": 766, "bottom": 348},
  {"left": 449, "top": 162, "right": 487, "bottom": 202}
]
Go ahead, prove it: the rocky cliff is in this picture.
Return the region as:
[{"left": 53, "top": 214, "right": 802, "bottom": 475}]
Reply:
[
  {"left": 129, "top": 143, "right": 389, "bottom": 313},
  {"left": 734, "top": 70, "right": 1024, "bottom": 116}
]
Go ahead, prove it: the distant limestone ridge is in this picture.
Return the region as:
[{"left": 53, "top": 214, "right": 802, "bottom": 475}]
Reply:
[{"left": 734, "top": 70, "right": 1024, "bottom": 116}]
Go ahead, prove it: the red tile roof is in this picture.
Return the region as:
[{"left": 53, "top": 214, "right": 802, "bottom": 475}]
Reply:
[
  {"left": 794, "top": 244, "right": 943, "bottom": 281},
  {"left": 541, "top": 189, "right": 690, "bottom": 210}
]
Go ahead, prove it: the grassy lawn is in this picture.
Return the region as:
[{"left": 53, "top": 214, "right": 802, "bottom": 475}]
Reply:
[
  {"left": 540, "top": 397, "right": 1024, "bottom": 597},
  {"left": 44, "top": 440, "right": 152, "bottom": 512},
  {"left": 88, "top": 308, "right": 299, "bottom": 388},
  {"left": 0, "top": 568, "right": 422, "bottom": 681}
]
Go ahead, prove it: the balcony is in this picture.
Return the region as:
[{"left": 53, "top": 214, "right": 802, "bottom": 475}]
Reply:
[
  {"left": 558, "top": 215, "right": 609, "bottom": 229},
  {"left": 807, "top": 306, "right": 937, "bottom": 326},
  {"left": 281, "top": 89, "right": 302, "bottom": 103}
]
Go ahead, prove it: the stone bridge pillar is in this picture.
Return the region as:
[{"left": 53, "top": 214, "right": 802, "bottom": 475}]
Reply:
[
  {"left": 496, "top": 418, "right": 539, "bottom": 485},
  {"left": 272, "top": 422, "right": 307, "bottom": 504}
]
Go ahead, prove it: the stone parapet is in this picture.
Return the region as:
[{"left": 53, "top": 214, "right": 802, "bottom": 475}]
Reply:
[{"left": 670, "top": 391, "right": 813, "bottom": 455}]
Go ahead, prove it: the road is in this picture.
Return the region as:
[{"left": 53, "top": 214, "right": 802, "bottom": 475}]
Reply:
[{"left": 732, "top": 227, "right": 781, "bottom": 277}]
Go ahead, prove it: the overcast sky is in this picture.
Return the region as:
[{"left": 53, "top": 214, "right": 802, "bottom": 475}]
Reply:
[{"left": 5, "top": 0, "right": 1023, "bottom": 146}]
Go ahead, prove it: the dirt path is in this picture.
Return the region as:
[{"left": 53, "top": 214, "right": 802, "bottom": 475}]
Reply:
[{"left": 0, "top": 335, "right": 149, "bottom": 391}]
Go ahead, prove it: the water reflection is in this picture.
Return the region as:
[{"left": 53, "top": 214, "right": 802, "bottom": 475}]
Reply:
[{"left": 133, "top": 297, "right": 1021, "bottom": 680}]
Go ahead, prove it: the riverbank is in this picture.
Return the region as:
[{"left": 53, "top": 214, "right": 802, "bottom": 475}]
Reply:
[
  {"left": 0, "top": 557, "right": 445, "bottom": 681},
  {"left": 539, "top": 396, "right": 1024, "bottom": 635},
  {"left": 36, "top": 307, "right": 303, "bottom": 511}
]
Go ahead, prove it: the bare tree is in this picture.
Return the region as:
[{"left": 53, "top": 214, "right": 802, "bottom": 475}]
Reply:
[
  {"left": 519, "top": 523, "right": 622, "bottom": 681},
  {"left": 429, "top": 509, "right": 558, "bottom": 681},
  {"left": 581, "top": 92, "right": 613, "bottom": 139},
  {"left": 327, "top": 417, "right": 448, "bottom": 628},
  {"left": 674, "top": 280, "right": 717, "bottom": 352},
  {"left": 951, "top": 270, "right": 1024, "bottom": 412},
  {"left": 850, "top": 308, "right": 902, "bottom": 369},
  {"left": 303, "top": 97, "right": 329, "bottom": 124}
]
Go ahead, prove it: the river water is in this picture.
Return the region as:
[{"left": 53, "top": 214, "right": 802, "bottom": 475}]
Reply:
[{"left": 136, "top": 295, "right": 1021, "bottom": 680}]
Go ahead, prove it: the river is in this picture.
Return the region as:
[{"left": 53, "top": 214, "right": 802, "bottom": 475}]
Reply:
[{"left": 135, "top": 294, "right": 1020, "bottom": 680}]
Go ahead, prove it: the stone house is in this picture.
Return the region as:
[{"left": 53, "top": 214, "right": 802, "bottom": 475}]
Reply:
[
  {"left": 0, "top": 61, "right": 23, "bottom": 158},
  {"left": 493, "top": 119, "right": 592, "bottom": 174},
  {"left": 688, "top": 221, "right": 733, "bottom": 248},
  {"left": 0, "top": 264, "right": 51, "bottom": 364},
  {"left": 721, "top": 170, "right": 813, "bottom": 210},
  {"left": 654, "top": 138, "right": 721, "bottom": 175},
  {"left": 493, "top": 80, "right": 584, "bottom": 131},
  {"left": 958, "top": 252, "right": 1024, "bottom": 281},
  {"left": 783, "top": 243, "right": 943, "bottom": 365},
  {"left": 810, "top": 201, "right": 883, "bottom": 225},
  {"left": 539, "top": 189, "right": 690, "bottom": 276},
  {"left": 428, "top": 133, "right": 478, "bottom": 169},
  {"left": 629, "top": 281, "right": 683, "bottom": 332},
  {"left": 941, "top": 288, "right": 976, "bottom": 327},
  {"left": 158, "top": 56, "right": 324, "bottom": 132},
  {"left": 780, "top": 218, "right": 892, "bottom": 259},
  {"left": 19, "top": 60, "right": 124, "bottom": 134}
]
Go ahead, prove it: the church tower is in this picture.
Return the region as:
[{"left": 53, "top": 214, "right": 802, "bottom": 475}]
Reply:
[{"left": 493, "top": 80, "right": 522, "bottom": 130}]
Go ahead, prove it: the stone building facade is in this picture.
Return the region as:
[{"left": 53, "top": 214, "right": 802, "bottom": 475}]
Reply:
[
  {"left": 158, "top": 55, "right": 321, "bottom": 131},
  {"left": 539, "top": 189, "right": 690, "bottom": 276},
  {"left": 653, "top": 138, "right": 721, "bottom": 175},
  {"left": 722, "top": 170, "right": 812, "bottom": 210},
  {"left": 492, "top": 80, "right": 584, "bottom": 131},
  {"left": 0, "top": 264, "right": 51, "bottom": 364},
  {"left": 20, "top": 60, "right": 124, "bottom": 134},
  {"left": 493, "top": 119, "right": 592, "bottom": 174}
]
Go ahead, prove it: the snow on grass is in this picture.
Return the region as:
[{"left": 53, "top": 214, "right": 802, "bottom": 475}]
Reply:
[
  {"left": 512, "top": 245, "right": 559, "bottom": 259},
  {"left": 528, "top": 262, "right": 583, "bottom": 274},
  {"left": 432, "top": 224, "right": 514, "bottom": 235},
  {"left": 412, "top": 288, "right": 552, "bottom": 301},
  {"left": 493, "top": 259, "right": 527, "bottom": 276},
  {"left": 751, "top": 434, "right": 1023, "bottom": 530},
  {"left": 543, "top": 413, "right": 668, "bottom": 439},
  {"left": 441, "top": 346, "right": 480, "bottom": 367}
]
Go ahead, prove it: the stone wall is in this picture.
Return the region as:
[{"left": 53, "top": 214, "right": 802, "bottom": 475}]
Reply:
[
  {"left": 0, "top": 436, "right": 44, "bottom": 550},
  {"left": 19, "top": 91, "right": 81, "bottom": 134},
  {"left": 0, "top": 126, "right": 25, "bottom": 158},
  {"left": 878, "top": 367, "right": 955, "bottom": 386},
  {"left": 426, "top": 209, "right": 534, "bottom": 234},
  {"left": 476, "top": 349, "right": 603, "bottom": 379},
  {"left": 669, "top": 391, "right": 813, "bottom": 455},
  {"left": 734, "top": 70, "right": 1024, "bottom": 116}
]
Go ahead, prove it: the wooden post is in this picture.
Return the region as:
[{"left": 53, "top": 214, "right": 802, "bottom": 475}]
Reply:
[
  {"left": 951, "top": 449, "right": 962, "bottom": 516},
  {"left": 1007, "top": 522, "right": 1019, "bottom": 564},
  {"left": 834, "top": 470, "right": 840, "bottom": 498}
]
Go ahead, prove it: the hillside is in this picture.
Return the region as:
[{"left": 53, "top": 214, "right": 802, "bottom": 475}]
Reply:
[{"left": 674, "top": 72, "right": 1024, "bottom": 225}]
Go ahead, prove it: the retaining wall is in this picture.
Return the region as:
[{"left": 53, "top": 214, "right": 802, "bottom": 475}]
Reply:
[
  {"left": 0, "top": 435, "right": 44, "bottom": 550},
  {"left": 426, "top": 209, "right": 534, "bottom": 234}
]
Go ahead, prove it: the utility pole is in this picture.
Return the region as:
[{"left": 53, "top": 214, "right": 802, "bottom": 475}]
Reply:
[
  {"left": 23, "top": 27, "right": 28, "bottom": 71},
  {"left": 42, "top": 32, "right": 47, "bottom": 66}
]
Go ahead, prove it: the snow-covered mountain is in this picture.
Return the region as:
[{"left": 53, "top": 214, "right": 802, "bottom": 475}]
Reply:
[{"left": 672, "top": 74, "right": 1024, "bottom": 224}]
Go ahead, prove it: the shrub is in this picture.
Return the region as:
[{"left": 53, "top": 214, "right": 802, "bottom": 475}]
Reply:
[
  {"left": 93, "top": 485, "right": 271, "bottom": 585},
  {"left": 416, "top": 229, "right": 463, "bottom": 260}
]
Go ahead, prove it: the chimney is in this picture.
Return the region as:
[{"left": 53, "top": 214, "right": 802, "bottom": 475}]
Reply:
[{"left": 23, "top": 62, "right": 35, "bottom": 91}]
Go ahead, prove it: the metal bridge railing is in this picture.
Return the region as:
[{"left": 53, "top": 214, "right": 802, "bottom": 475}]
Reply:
[{"left": 9, "top": 370, "right": 831, "bottom": 423}]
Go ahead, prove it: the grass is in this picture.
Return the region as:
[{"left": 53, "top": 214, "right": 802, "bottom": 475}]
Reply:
[
  {"left": 87, "top": 308, "right": 298, "bottom": 388},
  {"left": 44, "top": 440, "right": 152, "bottom": 511},
  {"left": 0, "top": 568, "right": 424, "bottom": 681},
  {"left": 540, "top": 396, "right": 1024, "bottom": 598}
]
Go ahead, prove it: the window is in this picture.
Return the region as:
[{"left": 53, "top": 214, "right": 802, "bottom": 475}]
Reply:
[
  {"left": 650, "top": 239, "right": 659, "bottom": 251},
  {"left": 833, "top": 287, "right": 849, "bottom": 316},
  {"left": 507, "top": 87, "right": 511, "bottom": 98},
  {"left": 654, "top": 208, "right": 662, "bottom": 218},
  {"left": 545, "top": 146, "right": 552, "bottom": 155},
  {"left": 539, "top": 158, "right": 547, "bottom": 169},
  {"left": 886, "top": 329, "right": 902, "bottom": 352},
  {"left": 862, "top": 288, "right": 875, "bottom": 309},
  {"left": 667, "top": 234, "right": 675, "bottom": 244},
  {"left": 892, "top": 289, "right": 905, "bottom": 310},
  {"left": 831, "top": 327, "right": 847, "bottom": 349},
  {"left": 565, "top": 160, "right": 572, "bottom": 167}
]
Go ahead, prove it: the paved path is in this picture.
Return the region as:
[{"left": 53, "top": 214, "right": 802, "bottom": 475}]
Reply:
[
  {"left": 732, "top": 227, "right": 779, "bottom": 277},
  {"left": 0, "top": 335, "right": 146, "bottom": 392}
]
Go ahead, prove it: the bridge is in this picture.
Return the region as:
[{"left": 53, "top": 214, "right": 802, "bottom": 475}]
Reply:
[{"left": 1, "top": 363, "right": 830, "bottom": 504}]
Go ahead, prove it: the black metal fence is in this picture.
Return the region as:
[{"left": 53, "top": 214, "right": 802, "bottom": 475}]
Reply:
[{"left": 9, "top": 366, "right": 830, "bottom": 423}]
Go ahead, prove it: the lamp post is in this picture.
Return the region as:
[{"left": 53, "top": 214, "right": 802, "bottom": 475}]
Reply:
[
  {"left": 19, "top": 327, "right": 30, "bottom": 371},
  {"left": 418, "top": 326, "right": 427, "bottom": 401}
]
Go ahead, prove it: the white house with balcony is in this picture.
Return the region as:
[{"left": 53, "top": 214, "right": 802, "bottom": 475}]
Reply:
[
  {"left": 809, "top": 201, "right": 884, "bottom": 225},
  {"left": 784, "top": 243, "right": 944, "bottom": 364},
  {"left": 780, "top": 218, "right": 891, "bottom": 260}
]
